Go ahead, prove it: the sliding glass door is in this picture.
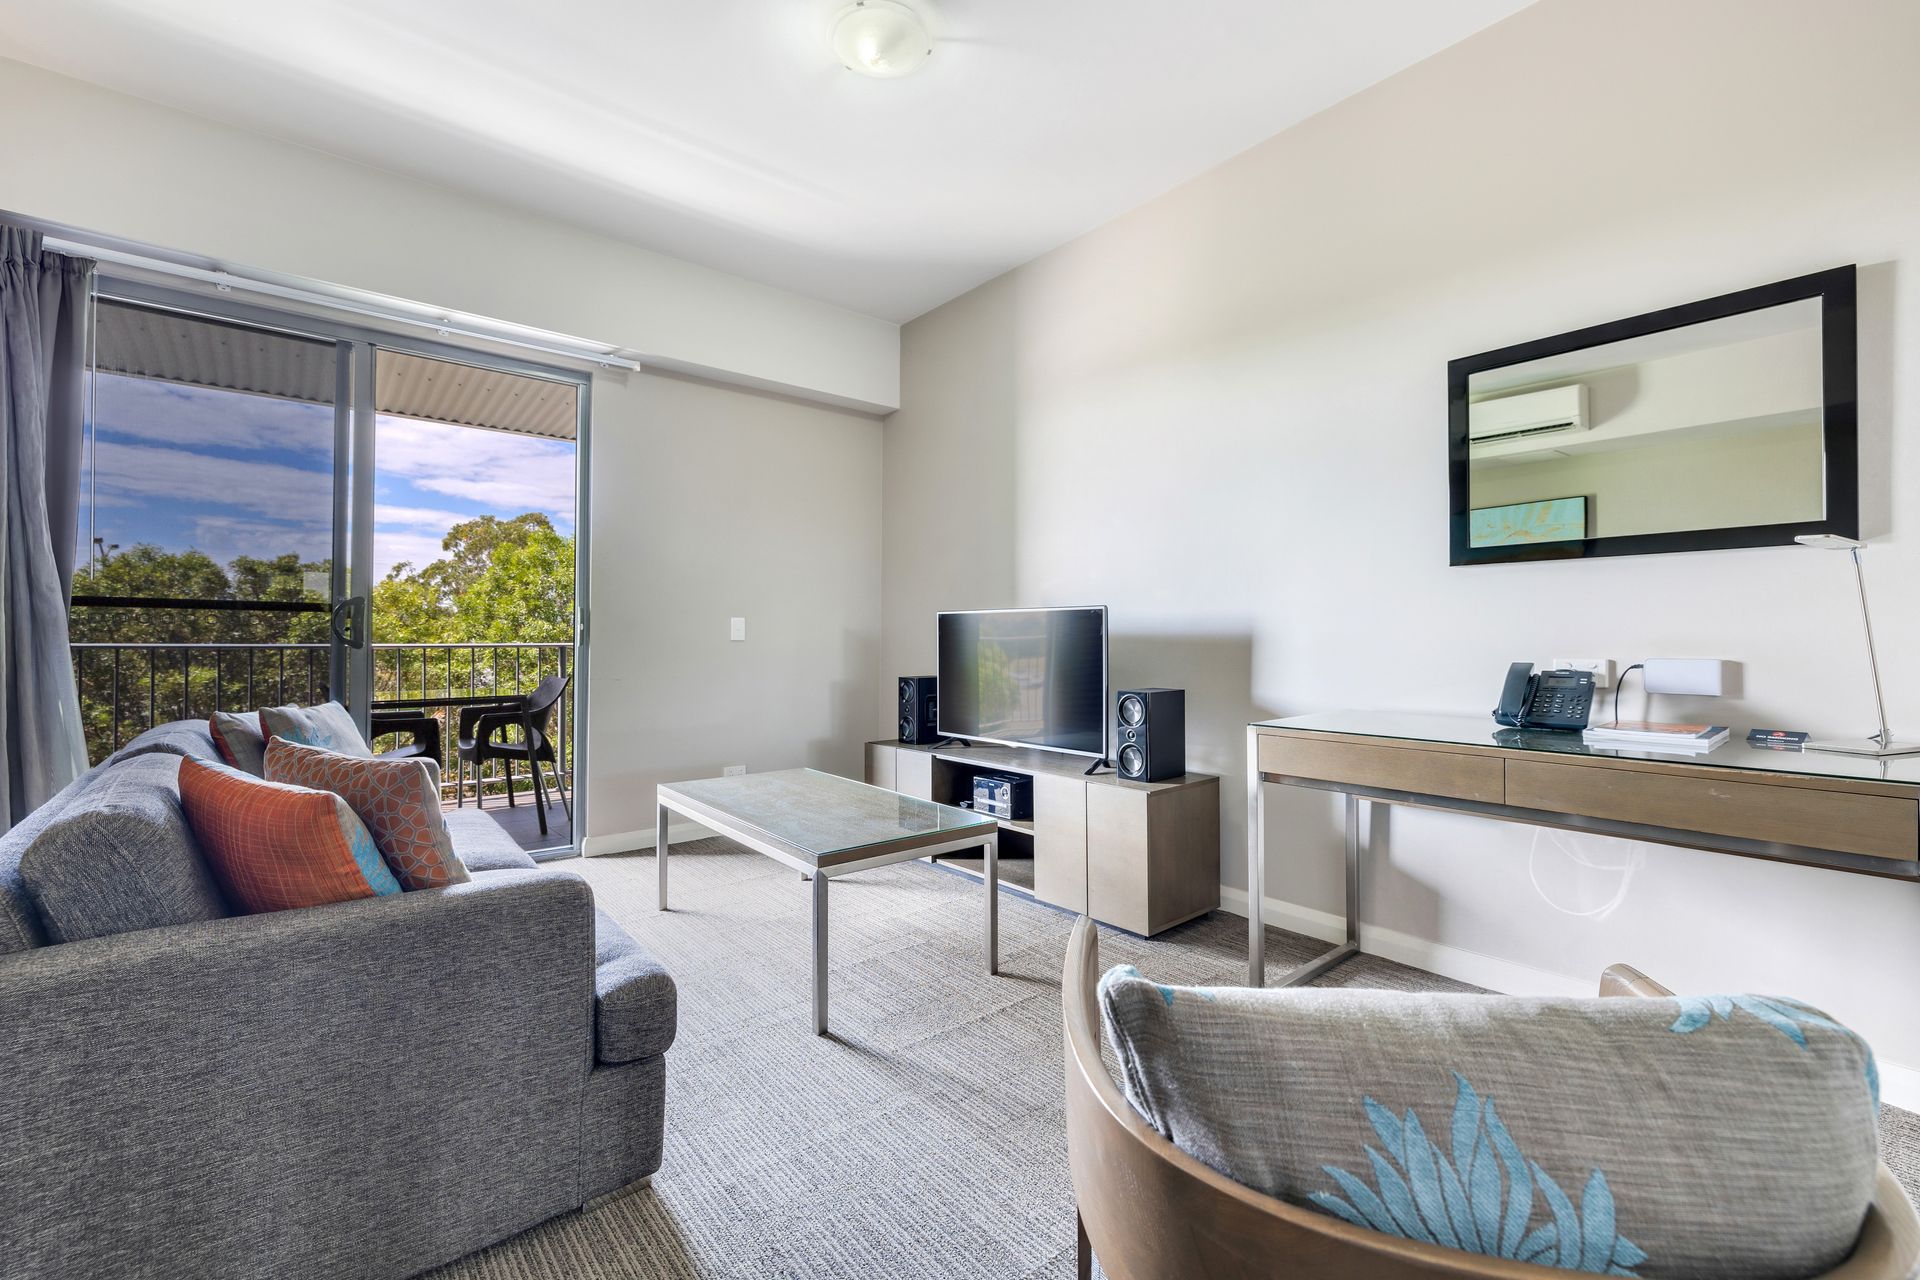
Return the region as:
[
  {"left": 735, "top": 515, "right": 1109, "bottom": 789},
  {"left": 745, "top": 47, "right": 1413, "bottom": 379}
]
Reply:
[
  {"left": 72, "top": 282, "right": 589, "bottom": 856},
  {"left": 72, "top": 299, "right": 359, "bottom": 757}
]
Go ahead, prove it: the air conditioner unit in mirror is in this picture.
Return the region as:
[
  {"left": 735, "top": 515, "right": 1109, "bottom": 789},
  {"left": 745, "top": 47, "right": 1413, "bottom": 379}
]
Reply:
[{"left": 1468, "top": 384, "right": 1588, "bottom": 447}]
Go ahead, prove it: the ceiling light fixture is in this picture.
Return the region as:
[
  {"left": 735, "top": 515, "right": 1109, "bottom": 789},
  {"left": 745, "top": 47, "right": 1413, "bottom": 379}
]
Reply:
[{"left": 832, "top": 0, "right": 931, "bottom": 79}]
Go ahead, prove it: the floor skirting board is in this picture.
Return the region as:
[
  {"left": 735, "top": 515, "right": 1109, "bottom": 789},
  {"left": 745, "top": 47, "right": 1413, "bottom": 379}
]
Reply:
[
  {"left": 581, "top": 822, "right": 705, "bottom": 857},
  {"left": 1215, "top": 885, "right": 1920, "bottom": 1111}
]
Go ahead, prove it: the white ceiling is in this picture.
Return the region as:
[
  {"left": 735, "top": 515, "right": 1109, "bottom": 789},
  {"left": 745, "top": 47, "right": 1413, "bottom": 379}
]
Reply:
[{"left": 0, "top": 0, "right": 1532, "bottom": 322}]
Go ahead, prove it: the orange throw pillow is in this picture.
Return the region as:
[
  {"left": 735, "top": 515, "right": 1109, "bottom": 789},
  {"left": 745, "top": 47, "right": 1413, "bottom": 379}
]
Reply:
[{"left": 177, "top": 757, "right": 401, "bottom": 914}]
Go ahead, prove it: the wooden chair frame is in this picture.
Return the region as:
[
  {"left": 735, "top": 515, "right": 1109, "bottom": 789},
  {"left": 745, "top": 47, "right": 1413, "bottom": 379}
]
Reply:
[{"left": 1063, "top": 917, "right": 1919, "bottom": 1280}]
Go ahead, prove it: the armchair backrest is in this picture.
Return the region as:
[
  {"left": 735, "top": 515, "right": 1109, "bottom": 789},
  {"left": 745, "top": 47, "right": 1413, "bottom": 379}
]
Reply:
[
  {"left": 1061, "top": 918, "right": 1920, "bottom": 1280},
  {"left": 520, "top": 674, "right": 570, "bottom": 749}
]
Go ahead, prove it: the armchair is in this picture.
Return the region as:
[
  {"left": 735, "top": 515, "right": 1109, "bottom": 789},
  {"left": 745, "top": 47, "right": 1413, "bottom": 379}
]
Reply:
[
  {"left": 456, "top": 674, "right": 571, "bottom": 836},
  {"left": 1062, "top": 918, "right": 1919, "bottom": 1280}
]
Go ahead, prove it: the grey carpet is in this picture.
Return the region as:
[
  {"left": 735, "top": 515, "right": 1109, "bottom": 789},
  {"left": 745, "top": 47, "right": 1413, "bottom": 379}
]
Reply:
[{"left": 428, "top": 835, "right": 1920, "bottom": 1279}]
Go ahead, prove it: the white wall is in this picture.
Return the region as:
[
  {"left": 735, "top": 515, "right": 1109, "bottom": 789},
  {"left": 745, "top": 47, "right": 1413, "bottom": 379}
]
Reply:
[
  {"left": 588, "top": 371, "right": 882, "bottom": 849},
  {"left": 0, "top": 58, "right": 891, "bottom": 853},
  {"left": 0, "top": 57, "right": 899, "bottom": 411},
  {"left": 882, "top": 0, "right": 1920, "bottom": 1097}
]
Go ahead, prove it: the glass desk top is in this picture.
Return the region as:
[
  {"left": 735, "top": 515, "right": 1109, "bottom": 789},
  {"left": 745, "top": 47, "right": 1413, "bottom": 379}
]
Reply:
[
  {"left": 660, "top": 768, "right": 994, "bottom": 858},
  {"left": 1252, "top": 711, "right": 1920, "bottom": 787}
]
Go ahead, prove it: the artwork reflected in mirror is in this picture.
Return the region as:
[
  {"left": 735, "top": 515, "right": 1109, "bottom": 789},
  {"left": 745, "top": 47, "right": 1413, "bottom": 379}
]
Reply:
[{"left": 1448, "top": 267, "right": 1857, "bottom": 565}]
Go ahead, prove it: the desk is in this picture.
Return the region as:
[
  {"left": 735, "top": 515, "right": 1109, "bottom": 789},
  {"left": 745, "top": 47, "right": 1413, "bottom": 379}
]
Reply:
[{"left": 1246, "top": 711, "right": 1920, "bottom": 987}]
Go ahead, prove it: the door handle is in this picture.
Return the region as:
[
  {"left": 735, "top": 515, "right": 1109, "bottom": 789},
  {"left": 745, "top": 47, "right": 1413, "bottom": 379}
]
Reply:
[{"left": 330, "top": 597, "right": 367, "bottom": 649}]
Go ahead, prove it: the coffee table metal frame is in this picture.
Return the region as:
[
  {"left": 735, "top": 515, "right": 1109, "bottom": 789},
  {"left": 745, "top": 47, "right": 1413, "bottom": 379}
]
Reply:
[{"left": 656, "top": 781, "right": 1000, "bottom": 1035}]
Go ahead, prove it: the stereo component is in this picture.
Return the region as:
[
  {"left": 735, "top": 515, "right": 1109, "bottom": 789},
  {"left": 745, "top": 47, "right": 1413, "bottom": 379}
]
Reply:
[
  {"left": 1114, "top": 688, "right": 1185, "bottom": 782},
  {"left": 899, "top": 675, "right": 939, "bottom": 744}
]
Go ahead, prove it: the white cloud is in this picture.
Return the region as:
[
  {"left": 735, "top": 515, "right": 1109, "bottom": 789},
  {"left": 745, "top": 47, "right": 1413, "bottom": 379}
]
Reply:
[
  {"left": 373, "top": 532, "right": 452, "bottom": 579},
  {"left": 376, "top": 415, "right": 575, "bottom": 530},
  {"left": 189, "top": 514, "right": 332, "bottom": 571},
  {"left": 90, "top": 439, "right": 333, "bottom": 523},
  {"left": 93, "top": 375, "right": 333, "bottom": 453}
]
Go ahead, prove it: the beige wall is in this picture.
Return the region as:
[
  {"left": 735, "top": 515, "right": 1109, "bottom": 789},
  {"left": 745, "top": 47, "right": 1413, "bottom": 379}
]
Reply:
[
  {"left": 588, "top": 371, "right": 882, "bottom": 847},
  {"left": 0, "top": 57, "right": 899, "bottom": 411},
  {"left": 883, "top": 0, "right": 1920, "bottom": 1093}
]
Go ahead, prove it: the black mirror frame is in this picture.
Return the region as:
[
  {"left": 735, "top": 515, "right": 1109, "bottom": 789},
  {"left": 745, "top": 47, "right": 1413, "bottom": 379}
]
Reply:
[{"left": 1448, "top": 265, "right": 1858, "bottom": 566}]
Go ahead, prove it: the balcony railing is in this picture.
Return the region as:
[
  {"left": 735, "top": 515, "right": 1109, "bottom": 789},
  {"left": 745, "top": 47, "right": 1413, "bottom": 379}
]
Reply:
[{"left": 70, "top": 641, "right": 573, "bottom": 805}]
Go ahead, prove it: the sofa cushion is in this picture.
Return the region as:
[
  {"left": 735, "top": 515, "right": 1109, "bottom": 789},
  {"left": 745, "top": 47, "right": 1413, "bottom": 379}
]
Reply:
[
  {"left": 264, "top": 738, "right": 468, "bottom": 891},
  {"left": 209, "top": 711, "right": 268, "bottom": 774},
  {"left": 258, "top": 701, "right": 370, "bottom": 757},
  {"left": 16, "top": 753, "right": 229, "bottom": 943},
  {"left": 108, "top": 719, "right": 221, "bottom": 766},
  {"left": 1100, "top": 967, "right": 1881, "bottom": 1280},
  {"left": 443, "top": 807, "right": 539, "bottom": 872},
  {"left": 593, "top": 909, "right": 678, "bottom": 1064},
  {"left": 178, "top": 757, "right": 401, "bottom": 913}
]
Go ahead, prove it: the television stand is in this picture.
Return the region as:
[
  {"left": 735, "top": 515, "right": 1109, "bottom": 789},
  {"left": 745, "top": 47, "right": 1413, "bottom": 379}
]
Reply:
[
  {"left": 862, "top": 738, "right": 1219, "bottom": 937},
  {"left": 1083, "top": 755, "right": 1110, "bottom": 777}
]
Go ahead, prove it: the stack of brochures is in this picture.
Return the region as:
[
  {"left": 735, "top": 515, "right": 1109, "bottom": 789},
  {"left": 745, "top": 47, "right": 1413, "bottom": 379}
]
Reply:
[{"left": 1583, "top": 721, "right": 1730, "bottom": 752}]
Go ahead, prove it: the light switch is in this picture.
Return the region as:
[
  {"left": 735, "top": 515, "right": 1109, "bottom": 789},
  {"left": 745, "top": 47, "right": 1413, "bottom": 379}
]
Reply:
[{"left": 730, "top": 617, "right": 746, "bottom": 642}]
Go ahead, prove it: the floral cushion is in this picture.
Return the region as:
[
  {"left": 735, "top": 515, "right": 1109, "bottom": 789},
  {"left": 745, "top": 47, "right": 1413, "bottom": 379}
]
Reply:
[
  {"left": 257, "top": 701, "right": 370, "bottom": 757},
  {"left": 209, "top": 710, "right": 268, "bottom": 775},
  {"left": 177, "top": 757, "right": 400, "bottom": 913},
  {"left": 1099, "top": 966, "right": 1881, "bottom": 1279},
  {"left": 263, "top": 737, "right": 467, "bottom": 891}
]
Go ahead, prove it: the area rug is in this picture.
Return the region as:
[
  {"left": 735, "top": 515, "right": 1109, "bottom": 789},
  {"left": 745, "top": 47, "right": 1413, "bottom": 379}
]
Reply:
[{"left": 428, "top": 836, "right": 1919, "bottom": 1279}]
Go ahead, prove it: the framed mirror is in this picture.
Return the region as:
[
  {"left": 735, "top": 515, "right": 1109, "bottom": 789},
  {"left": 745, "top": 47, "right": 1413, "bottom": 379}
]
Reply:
[{"left": 1448, "top": 266, "right": 1857, "bottom": 565}]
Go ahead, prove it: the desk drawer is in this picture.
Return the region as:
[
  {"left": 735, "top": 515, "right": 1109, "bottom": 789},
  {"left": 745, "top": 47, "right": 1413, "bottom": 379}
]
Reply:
[
  {"left": 1257, "top": 733, "right": 1502, "bottom": 804},
  {"left": 1506, "top": 759, "right": 1918, "bottom": 862}
]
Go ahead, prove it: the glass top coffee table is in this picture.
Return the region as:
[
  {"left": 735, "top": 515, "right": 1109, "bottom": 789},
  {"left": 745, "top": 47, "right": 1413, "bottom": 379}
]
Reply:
[{"left": 655, "top": 769, "right": 1001, "bottom": 1035}]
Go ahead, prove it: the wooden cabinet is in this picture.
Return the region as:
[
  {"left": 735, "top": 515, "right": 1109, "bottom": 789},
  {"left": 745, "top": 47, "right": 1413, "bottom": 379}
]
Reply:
[
  {"left": 1032, "top": 772, "right": 1089, "bottom": 914},
  {"left": 863, "top": 741, "right": 1220, "bottom": 935},
  {"left": 863, "top": 742, "right": 896, "bottom": 792}
]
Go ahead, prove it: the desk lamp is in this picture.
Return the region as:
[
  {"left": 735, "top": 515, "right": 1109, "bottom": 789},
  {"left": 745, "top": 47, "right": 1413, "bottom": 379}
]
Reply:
[{"left": 1795, "top": 533, "right": 1920, "bottom": 756}]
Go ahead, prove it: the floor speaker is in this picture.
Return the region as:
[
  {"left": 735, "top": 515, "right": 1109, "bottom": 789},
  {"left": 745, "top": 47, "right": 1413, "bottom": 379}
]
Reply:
[
  {"left": 1115, "top": 688, "right": 1184, "bottom": 782},
  {"left": 899, "top": 675, "right": 938, "bottom": 745}
]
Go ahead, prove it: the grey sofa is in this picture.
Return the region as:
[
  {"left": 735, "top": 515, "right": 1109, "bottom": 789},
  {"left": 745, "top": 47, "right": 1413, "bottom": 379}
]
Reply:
[{"left": 0, "top": 720, "right": 676, "bottom": 1280}]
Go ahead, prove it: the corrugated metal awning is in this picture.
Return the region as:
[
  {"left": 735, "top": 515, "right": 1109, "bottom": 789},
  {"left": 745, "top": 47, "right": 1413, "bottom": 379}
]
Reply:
[{"left": 94, "top": 299, "right": 576, "bottom": 440}]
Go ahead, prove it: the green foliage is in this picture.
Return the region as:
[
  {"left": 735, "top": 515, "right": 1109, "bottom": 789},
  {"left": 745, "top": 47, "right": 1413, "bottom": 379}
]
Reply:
[
  {"left": 69, "top": 514, "right": 573, "bottom": 766},
  {"left": 371, "top": 513, "right": 573, "bottom": 645}
]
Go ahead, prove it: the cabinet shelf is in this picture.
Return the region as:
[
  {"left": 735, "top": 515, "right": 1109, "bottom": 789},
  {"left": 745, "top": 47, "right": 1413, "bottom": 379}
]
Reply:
[{"left": 864, "top": 738, "right": 1220, "bottom": 936}]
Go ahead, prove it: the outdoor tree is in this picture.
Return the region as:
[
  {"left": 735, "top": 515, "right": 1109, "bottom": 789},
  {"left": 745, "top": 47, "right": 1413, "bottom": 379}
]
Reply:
[{"left": 69, "top": 512, "right": 573, "bottom": 763}]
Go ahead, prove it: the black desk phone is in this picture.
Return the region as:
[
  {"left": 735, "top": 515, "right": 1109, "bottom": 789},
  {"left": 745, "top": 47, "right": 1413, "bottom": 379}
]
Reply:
[{"left": 1493, "top": 662, "right": 1595, "bottom": 731}]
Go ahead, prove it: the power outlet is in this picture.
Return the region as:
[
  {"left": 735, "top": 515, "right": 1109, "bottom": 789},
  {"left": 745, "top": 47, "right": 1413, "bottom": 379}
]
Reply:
[
  {"left": 729, "top": 617, "right": 746, "bottom": 642},
  {"left": 722, "top": 764, "right": 747, "bottom": 777},
  {"left": 1550, "top": 657, "right": 1614, "bottom": 687}
]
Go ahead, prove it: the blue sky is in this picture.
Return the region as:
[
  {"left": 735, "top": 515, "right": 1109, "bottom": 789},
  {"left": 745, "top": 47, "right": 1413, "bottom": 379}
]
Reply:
[{"left": 80, "top": 373, "right": 576, "bottom": 585}]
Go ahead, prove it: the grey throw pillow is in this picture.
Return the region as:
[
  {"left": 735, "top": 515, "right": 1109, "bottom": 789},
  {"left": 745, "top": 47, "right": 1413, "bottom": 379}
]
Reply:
[
  {"left": 1100, "top": 966, "right": 1881, "bottom": 1279},
  {"left": 258, "top": 701, "right": 371, "bottom": 757},
  {"left": 17, "top": 753, "right": 229, "bottom": 943},
  {"left": 208, "top": 710, "right": 268, "bottom": 774}
]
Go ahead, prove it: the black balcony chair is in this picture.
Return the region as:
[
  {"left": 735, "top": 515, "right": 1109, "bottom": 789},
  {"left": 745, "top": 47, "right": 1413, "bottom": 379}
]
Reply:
[
  {"left": 456, "top": 674, "right": 571, "bottom": 836},
  {"left": 370, "top": 710, "right": 442, "bottom": 763}
]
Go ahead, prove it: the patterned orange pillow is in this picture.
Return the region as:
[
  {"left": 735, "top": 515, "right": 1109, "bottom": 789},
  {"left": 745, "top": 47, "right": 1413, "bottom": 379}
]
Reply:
[
  {"left": 177, "top": 757, "right": 401, "bottom": 914},
  {"left": 263, "top": 737, "right": 468, "bottom": 891}
]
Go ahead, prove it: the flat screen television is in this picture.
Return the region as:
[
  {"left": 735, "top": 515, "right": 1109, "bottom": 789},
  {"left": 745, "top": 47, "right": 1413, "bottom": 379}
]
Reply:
[{"left": 937, "top": 606, "right": 1108, "bottom": 758}]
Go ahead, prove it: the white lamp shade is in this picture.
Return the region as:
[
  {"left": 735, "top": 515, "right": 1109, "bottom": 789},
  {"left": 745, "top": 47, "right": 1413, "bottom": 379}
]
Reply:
[{"left": 832, "top": 1, "right": 931, "bottom": 78}]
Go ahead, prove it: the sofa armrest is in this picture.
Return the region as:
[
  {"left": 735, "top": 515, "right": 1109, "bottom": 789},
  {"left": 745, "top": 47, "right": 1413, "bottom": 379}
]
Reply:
[{"left": 0, "top": 868, "right": 598, "bottom": 1279}]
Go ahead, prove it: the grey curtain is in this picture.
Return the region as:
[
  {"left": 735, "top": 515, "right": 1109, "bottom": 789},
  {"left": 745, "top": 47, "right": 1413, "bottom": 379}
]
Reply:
[{"left": 1, "top": 225, "right": 94, "bottom": 831}]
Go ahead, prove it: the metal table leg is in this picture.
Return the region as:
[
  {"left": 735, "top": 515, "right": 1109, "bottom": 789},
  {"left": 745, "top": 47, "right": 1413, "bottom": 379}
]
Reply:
[
  {"left": 1274, "top": 791, "right": 1364, "bottom": 988},
  {"left": 656, "top": 800, "right": 669, "bottom": 910},
  {"left": 813, "top": 868, "right": 830, "bottom": 1035},
  {"left": 1247, "top": 725, "right": 1265, "bottom": 986},
  {"left": 985, "top": 827, "right": 1000, "bottom": 975}
]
